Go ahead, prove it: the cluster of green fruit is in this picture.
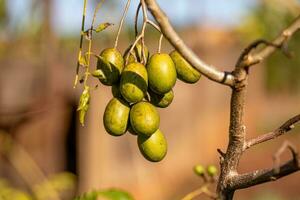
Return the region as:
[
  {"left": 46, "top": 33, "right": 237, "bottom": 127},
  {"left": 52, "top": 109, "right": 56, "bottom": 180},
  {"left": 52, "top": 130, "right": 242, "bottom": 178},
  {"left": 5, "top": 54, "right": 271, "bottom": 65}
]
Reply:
[
  {"left": 94, "top": 43, "right": 201, "bottom": 162},
  {"left": 193, "top": 164, "right": 218, "bottom": 178}
]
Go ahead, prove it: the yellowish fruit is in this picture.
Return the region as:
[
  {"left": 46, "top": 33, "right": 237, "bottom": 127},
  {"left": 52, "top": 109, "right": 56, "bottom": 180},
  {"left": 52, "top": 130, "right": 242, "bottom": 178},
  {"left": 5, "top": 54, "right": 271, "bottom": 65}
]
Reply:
[
  {"left": 138, "top": 129, "right": 167, "bottom": 162},
  {"left": 103, "top": 98, "right": 130, "bottom": 136},
  {"left": 130, "top": 101, "right": 160, "bottom": 136},
  {"left": 149, "top": 89, "right": 174, "bottom": 108},
  {"left": 120, "top": 62, "right": 148, "bottom": 103},
  {"left": 170, "top": 50, "right": 201, "bottom": 83},
  {"left": 147, "top": 53, "right": 176, "bottom": 94},
  {"left": 97, "top": 48, "right": 124, "bottom": 86}
]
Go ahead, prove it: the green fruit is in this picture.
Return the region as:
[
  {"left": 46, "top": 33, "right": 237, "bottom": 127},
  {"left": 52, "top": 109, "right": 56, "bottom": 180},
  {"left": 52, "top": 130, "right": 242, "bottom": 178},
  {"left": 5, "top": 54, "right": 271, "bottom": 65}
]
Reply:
[
  {"left": 193, "top": 164, "right": 205, "bottom": 176},
  {"left": 149, "top": 89, "right": 174, "bottom": 108},
  {"left": 138, "top": 129, "right": 167, "bottom": 162},
  {"left": 170, "top": 50, "right": 201, "bottom": 83},
  {"left": 97, "top": 48, "right": 124, "bottom": 86},
  {"left": 147, "top": 53, "right": 177, "bottom": 94},
  {"left": 111, "top": 84, "right": 122, "bottom": 98},
  {"left": 130, "top": 101, "right": 160, "bottom": 136},
  {"left": 124, "top": 43, "right": 150, "bottom": 64},
  {"left": 120, "top": 62, "right": 148, "bottom": 103},
  {"left": 207, "top": 165, "right": 218, "bottom": 177},
  {"left": 127, "top": 122, "right": 138, "bottom": 135},
  {"left": 103, "top": 98, "right": 130, "bottom": 136}
]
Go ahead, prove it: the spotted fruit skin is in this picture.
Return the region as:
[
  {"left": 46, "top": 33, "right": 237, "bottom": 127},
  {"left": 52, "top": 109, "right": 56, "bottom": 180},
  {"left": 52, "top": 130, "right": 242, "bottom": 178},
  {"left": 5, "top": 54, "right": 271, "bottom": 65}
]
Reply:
[
  {"left": 97, "top": 48, "right": 124, "bottom": 86},
  {"left": 147, "top": 53, "right": 177, "bottom": 94},
  {"left": 103, "top": 98, "right": 130, "bottom": 136},
  {"left": 138, "top": 129, "right": 167, "bottom": 162},
  {"left": 170, "top": 50, "right": 201, "bottom": 84},
  {"left": 149, "top": 89, "right": 174, "bottom": 108},
  {"left": 130, "top": 101, "right": 160, "bottom": 136},
  {"left": 120, "top": 62, "right": 148, "bottom": 103}
]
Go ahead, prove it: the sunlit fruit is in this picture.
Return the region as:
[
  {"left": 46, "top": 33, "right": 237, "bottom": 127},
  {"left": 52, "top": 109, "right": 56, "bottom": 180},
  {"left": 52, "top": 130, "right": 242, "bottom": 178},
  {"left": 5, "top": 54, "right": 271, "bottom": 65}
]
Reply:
[
  {"left": 103, "top": 98, "right": 130, "bottom": 136},
  {"left": 130, "top": 101, "right": 160, "bottom": 136},
  {"left": 207, "top": 165, "right": 218, "bottom": 177},
  {"left": 97, "top": 48, "right": 124, "bottom": 86},
  {"left": 147, "top": 53, "right": 177, "bottom": 94},
  {"left": 124, "top": 43, "right": 149, "bottom": 64},
  {"left": 120, "top": 62, "right": 148, "bottom": 103},
  {"left": 138, "top": 129, "right": 167, "bottom": 162},
  {"left": 170, "top": 50, "right": 201, "bottom": 84},
  {"left": 193, "top": 164, "right": 205, "bottom": 176},
  {"left": 149, "top": 89, "right": 174, "bottom": 108}
]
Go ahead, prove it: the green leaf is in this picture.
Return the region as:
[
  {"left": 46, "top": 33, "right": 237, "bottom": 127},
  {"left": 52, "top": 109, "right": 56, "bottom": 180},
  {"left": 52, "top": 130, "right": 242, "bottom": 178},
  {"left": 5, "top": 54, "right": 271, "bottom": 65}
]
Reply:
[
  {"left": 77, "top": 86, "right": 90, "bottom": 126},
  {"left": 95, "top": 22, "right": 113, "bottom": 33},
  {"left": 74, "top": 189, "right": 134, "bottom": 200}
]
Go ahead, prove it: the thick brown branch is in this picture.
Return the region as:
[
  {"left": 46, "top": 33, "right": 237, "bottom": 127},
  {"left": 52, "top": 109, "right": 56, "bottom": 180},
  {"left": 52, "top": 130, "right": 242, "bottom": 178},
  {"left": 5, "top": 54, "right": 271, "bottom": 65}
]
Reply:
[
  {"left": 144, "top": 0, "right": 235, "bottom": 87},
  {"left": 229, "top": 157, "right": 300, "bottom": 190},
  {"left": 240, "top": 16, "right": 300, "bottom": 68},
  {"left": 244, "top": 114, "right": 300, "bottom": 150}
]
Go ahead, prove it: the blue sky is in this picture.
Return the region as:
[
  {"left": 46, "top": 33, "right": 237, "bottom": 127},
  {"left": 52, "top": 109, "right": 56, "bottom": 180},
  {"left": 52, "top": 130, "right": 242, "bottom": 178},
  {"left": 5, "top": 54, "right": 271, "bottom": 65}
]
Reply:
[{"left": 7, "top": 0, "right": 257, "bottom": 35}]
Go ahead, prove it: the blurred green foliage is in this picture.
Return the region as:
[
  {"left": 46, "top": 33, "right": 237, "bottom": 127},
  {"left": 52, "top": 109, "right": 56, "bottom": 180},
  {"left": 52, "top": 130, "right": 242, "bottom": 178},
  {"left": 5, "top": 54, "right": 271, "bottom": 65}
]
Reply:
[
  {"left": 0, "top": 172, "right": 76, "bottom": 200},
  {"left": 0, "top": 0, "right": 6, "bottom": 27},
  {"left": 0, "top": 179, "right": 32, "bottom": 200},
  {"left": 238, "top": 0, "right": 300, "bottom": 93},
  {"left": 74, "top": 189, "right": 134, "bottom": 200}
]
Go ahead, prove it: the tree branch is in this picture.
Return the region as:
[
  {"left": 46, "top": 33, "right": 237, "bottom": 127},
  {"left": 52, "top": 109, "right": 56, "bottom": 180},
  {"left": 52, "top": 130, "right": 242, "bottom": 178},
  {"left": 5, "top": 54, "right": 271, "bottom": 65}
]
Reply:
[
  {"left": 239, "top": 16, "right": 300, "bottom": 68},
  {"left": 244, "top": 114, "right": 300, "bottom": 150},
  {"left": 144, "top": 0, "right": 235, "bottom": 87},
  {"left": 229, "top": 159, "right": 300, "bottom": 190},
  {"left": 229, "top": 141, "right": 299, "bottom": 190}
]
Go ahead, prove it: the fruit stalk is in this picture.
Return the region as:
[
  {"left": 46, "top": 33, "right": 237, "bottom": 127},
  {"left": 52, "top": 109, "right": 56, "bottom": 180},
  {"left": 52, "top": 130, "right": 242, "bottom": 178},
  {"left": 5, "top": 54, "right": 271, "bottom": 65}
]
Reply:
[
  {"left": 114, "top": 0, "right": 131, "bottom": 49},
  {"left": 74, "top": 0, "right": 88, "bottom": 88}
]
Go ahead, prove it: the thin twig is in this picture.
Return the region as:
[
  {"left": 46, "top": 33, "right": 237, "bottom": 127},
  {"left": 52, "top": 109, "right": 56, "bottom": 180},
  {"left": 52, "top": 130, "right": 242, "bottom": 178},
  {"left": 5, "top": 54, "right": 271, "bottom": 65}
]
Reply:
[
  {"left": 134, "top": 3, "right": 142, "bottom": 37},
  {"left": 114, "top": 0, "right": 131, "bottom": 49},
  {"left": 158, "top": 33, "right": 163, "bottom": 53},
  {"left": 181, "top": 185, "right": 217, "bottom": 200},
  {"left": 125, "top": 0, "right": 148, "bottom": 65},
  {"left": 273, "top": 141, "right": 299, "bottom": 173},
  {"left": 236, "top": 39, "right": 281, "bottom": 68},
  {"left": 239, "top": 15, "right": 300, "bottom": 68},
  {"left": 146, "top": 19, "right": 163, "bottom": 53},
  {"left": 229, "top": 142, "right": 299, "bottom": 190},
  {"left": 74, "top": 0, "right": 88, "bottom": 88},
  {"left": 244, "top": 114, "right": 300, "bottom": 150}
]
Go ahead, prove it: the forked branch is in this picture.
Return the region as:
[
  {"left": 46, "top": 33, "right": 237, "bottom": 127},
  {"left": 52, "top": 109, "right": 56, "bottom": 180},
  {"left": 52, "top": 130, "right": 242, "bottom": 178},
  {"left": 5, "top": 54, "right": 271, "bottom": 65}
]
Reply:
[
  {"left": 239, "top": 16, "right": 300, "bottom": 68},
  {"left": 230, "top": 141, "right": 299, "bottom": 190},
  {"left": 244, "top": 114, "right": 300, "bottom": 150}
]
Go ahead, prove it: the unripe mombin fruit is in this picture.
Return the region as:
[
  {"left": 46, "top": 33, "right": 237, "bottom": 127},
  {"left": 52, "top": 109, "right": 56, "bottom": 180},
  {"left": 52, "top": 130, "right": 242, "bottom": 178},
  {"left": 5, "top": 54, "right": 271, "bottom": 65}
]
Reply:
[
  {"left": 147, "top": 53, "right": 177, "bottom": 94},
  {"left": 97, "top": 48, "right": 124, "bottom": 86},
  {"left": 138, "top": 129, "right": 167, "bottom": 162}
]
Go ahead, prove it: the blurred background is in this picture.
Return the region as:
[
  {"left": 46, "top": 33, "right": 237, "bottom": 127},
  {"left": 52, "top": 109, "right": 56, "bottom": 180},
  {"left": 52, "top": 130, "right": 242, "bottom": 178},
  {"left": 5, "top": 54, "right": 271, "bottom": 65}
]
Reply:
[{"left": 0, "top": 0, "right": 300, "bottom": 199}]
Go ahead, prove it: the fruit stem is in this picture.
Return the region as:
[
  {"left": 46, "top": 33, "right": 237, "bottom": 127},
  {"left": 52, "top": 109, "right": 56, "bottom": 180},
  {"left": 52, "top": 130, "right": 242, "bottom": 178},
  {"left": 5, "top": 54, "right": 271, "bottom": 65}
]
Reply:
[
  {"left": 158, "top": 33, "right": 163, "bottom": 53},
  {"left": 74, "top": 0, "right": 88, "bottom": 88},
  {"left": 134, "top": 3, "right": 142, "bottom": 38},
  {"left": 83, "top": 0, "right": 105, "bottom": 87},
  {"left": 114, "top": 0, "right": 131, "bottom": 49}
]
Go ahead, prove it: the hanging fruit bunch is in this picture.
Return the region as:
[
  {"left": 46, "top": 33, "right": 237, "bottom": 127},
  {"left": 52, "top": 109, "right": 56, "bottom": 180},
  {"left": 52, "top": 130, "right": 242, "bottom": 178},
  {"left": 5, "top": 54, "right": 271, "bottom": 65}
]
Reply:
[{"left": 74, "top": 0, "right": 201, "bottom": 162}]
